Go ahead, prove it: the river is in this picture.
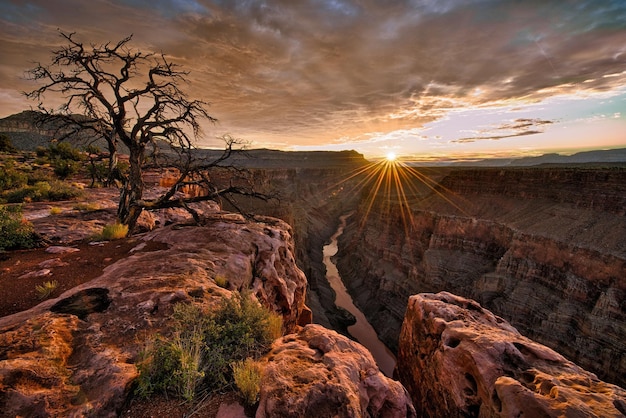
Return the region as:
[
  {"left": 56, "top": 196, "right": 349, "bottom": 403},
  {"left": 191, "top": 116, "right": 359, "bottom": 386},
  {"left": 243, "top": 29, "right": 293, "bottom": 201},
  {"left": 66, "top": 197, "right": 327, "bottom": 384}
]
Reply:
[{"left": 323, "top": 213, "right": 397, "bottom": 377}]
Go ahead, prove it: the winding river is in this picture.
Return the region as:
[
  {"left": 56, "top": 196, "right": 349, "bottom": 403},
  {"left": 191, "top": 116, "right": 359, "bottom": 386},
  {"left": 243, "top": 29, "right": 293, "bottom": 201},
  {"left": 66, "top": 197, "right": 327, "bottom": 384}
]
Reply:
[{"left": 323, "top": 213, "right": 397, "bottom": 377}]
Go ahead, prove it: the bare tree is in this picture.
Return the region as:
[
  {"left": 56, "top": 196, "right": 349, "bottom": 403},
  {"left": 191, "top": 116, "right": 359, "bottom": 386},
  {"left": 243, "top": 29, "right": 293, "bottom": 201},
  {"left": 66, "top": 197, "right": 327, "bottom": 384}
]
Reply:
[{"left": 26, "top": 31, "right": 264, "bottom": 233}]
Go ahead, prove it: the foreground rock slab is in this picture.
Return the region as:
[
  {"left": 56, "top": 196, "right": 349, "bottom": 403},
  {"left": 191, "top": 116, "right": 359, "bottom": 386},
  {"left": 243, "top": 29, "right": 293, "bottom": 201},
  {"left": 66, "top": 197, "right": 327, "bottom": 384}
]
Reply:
[
  {"left": 0, "top": 213, "right": 308, "bottom": 417},
  {"left": 397, "top": 292, "right": 626, "bottom": 418},
  {"left": 257, "top": 324, "right": 416, "bottom": 418}
]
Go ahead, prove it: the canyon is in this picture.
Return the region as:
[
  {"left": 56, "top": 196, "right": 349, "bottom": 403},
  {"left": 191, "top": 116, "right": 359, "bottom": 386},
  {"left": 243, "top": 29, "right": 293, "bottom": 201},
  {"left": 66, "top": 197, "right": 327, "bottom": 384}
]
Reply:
[{"left": 334, "top": 165, "right": 626, "bottom": 388}]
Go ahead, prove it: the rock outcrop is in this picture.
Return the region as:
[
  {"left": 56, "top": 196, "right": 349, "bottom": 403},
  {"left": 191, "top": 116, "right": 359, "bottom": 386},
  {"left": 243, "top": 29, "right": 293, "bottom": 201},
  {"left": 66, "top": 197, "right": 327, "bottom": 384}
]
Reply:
[
  {"left": 336, "top": 167, "right": 626, "bottom": 386},
  {"left": 0, "top": 213, "right": 308, "bottom": 417},
  {"left": 257, "top": 324, "right": 415, "bottom": 418},
  {"left": 397, "top": 292, "right": 626, "bottom": 418}
]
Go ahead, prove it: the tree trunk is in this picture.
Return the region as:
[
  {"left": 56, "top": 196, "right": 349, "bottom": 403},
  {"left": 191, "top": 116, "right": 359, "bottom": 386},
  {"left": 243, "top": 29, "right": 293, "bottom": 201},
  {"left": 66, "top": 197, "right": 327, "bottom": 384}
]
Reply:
[
  {"left": 118, "top": 142, "right": 145, "bottom": 234},
  {"left": 105, "top": 141, "right": 119, "bottom": 187}
]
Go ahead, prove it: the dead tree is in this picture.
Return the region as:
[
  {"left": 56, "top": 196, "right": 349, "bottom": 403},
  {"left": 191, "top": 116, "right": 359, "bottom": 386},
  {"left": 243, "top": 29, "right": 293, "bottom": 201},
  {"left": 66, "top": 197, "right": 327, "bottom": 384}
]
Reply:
[{"left": 25, "top": 31, "right": 267, "bottom": 233}]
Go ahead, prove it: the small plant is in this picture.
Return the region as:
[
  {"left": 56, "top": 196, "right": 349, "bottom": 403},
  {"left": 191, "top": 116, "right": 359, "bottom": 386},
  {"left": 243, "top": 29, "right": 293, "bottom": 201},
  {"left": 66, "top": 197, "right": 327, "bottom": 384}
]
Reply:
[
  {"left": 35, "top": 280, "right": 59, "bottom": 299},
  {"left": 49, "top": 207, "right": 63, "bottom": 215},
  {"left": 267, "top": 311, "right": 283, "bottom": 340},
  {"left": 74, "top": 202, "right": 100, "bottom": 211},
  {"left": 101, "top": 223, "right": 128, "bottom": 240},
  {"left": 135, "top": 292, "right": 282, "bottom": 401},
  {"left": 0, "top": 205, "right": 39, "bottom": 251},
  {"left": 214, "top": 275, "right": 228, "bottom": 288},
  {"left": 232, "top": 358, "right": 263, "bottom": 406}
]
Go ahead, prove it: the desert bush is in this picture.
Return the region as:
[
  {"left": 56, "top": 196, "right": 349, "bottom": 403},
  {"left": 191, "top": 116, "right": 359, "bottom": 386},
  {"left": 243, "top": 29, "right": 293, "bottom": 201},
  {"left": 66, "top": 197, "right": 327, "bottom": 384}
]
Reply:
[
  {"left": 0, "top": 134, "right": 17, "bottom": 153},
  {"left": 74, "top": 202, "right": 100, "bottom": 211},
  {"left": 136, "top": 292, "right": 281, "bottom": 401},
  {"left": 53, "top": 159, "right": 80, "bottom": 179},
  {"left": 0, "top": 160, "right": 28, "bottom": 191},
  {"left": 232, "top": 358, "right": 263, "bottom": 406},
  {"left": 100, "top": 223, "right": 129, "bottom": 240},
  {"left": 0, "top": 205, "right": 39, "bottom": 251},
  {"left": 5, "top": 181, "right": 81, "bottom": 203},
  {"left": 35, "top": 280, "right": 59, "bottom": 299},
  {"left": 49, "top": 207, "right": 63, "bottom": 215},
  {"left": 214, "top": 275, "right": 228, "bottom": 288}
]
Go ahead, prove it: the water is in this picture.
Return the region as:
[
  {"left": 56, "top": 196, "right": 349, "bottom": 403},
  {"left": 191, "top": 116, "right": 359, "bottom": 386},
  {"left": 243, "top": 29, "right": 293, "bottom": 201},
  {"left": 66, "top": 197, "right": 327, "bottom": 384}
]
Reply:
[{"left": 323, "top": 213, "right": 397, "bottom": 377}]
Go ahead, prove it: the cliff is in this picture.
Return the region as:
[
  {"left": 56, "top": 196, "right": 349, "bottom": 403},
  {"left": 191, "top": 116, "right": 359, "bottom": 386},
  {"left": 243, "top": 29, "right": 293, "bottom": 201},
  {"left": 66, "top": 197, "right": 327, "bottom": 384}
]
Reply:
[
  {"left": 336, "top": 166, "right": 626, "bottom": 387},
  {"left": 258, "top": 324, "right": 415, "bottom": 417},
  {"left": 397, "top": 292, "right": 626, "bottom": 417},
  {"left": 0, "top": 212, "right": 309, "bottom": 416}
]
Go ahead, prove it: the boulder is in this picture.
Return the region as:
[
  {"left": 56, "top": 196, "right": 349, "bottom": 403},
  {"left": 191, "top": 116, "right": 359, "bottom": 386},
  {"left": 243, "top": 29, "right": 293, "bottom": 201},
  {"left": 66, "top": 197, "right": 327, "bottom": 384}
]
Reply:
[
  {"left": 397, "top": 292, "right": 626, "bottom": 418},
  {"left": 257, "top": 324, "right": 415, "bottom": 418},
  {"left": 0, "top": 212, "right": 309, "bottom": 417}
]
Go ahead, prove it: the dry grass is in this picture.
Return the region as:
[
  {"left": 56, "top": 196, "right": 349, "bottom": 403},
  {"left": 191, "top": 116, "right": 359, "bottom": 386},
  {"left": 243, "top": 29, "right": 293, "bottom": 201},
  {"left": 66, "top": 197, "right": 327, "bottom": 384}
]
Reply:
[{"left": 232, "top": 358, "right": 263, "bottom": 406}]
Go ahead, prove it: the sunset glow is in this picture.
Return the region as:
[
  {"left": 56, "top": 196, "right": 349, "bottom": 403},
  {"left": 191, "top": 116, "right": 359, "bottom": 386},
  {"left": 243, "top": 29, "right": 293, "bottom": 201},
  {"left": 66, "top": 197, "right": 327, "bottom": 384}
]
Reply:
[{"left": 0, "top": 1, "right": 625, "bottom": 160}]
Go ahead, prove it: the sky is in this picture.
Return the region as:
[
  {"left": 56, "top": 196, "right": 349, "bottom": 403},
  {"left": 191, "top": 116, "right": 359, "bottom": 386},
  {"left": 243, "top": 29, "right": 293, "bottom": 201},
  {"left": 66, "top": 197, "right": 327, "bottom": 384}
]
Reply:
[{"left": 0, "top": 0, "right": 625, "bottom": 161}]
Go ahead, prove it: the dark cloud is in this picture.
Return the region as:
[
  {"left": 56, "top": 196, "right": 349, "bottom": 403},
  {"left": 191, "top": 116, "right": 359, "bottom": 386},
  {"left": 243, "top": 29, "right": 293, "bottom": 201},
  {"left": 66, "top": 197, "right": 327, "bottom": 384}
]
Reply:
[{"left": 0, "top": 0, "right": 625, "bottom": 149}]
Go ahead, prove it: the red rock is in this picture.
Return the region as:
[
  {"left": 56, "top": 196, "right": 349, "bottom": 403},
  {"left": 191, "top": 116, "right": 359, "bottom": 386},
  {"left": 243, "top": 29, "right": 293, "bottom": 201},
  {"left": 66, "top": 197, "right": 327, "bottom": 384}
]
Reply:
[
  {"left": 397, "top": 292, "right": 626, "bottom": 418},
  {"left": 257, "top": 324, "right": 416, "bottom": 418}
]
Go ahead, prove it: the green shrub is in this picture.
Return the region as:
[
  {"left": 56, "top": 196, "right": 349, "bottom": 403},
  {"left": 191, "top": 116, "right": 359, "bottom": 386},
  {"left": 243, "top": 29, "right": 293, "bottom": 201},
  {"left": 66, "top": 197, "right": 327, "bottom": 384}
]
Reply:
[
  {"left": 49, "top": 207, "right": 63, "bottom": 215},
  {"left": 0, "top": 205, "right": 39, "bottom": 251},
  {"left": 53, "top": 159, "right": 80, "bottom": 179},
  {"left": 100, "top": 223, "right": 128, "bottom": 240},
  {"left": 0, "top": 134, "right": 17, "bottom": 153},
  {"left": 35, "top": 280, "right": 59, "bottom": 299},
  {"left": 136, "top": 292, "right": 281, "bottom": 401},
  {"left": 0, "top": 160, "right": 28, "bottom": 190},
  {"left": 5, "top": 181, "right": 82, "bottom": 203},
  {"left": 232, "top": 358, "right": 263, "bottom": 406}
]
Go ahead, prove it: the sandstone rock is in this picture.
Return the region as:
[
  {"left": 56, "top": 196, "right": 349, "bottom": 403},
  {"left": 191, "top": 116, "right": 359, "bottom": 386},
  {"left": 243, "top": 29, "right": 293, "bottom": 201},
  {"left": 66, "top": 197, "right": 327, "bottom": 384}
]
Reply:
[
  {"left": 257, "top": 324, "right": 415, "bottom": 418},
  {"left": 45, "top": 245, "right": 80, "bottom": 254},
  {"left": 397, "top": 292, "right": 626, "bottom": 418},
  {"left": 0, "top": 212, "right": 309, "bottom": 417},
  {"left": 17, "top": 268, "right": 51, "bottom": 279}
]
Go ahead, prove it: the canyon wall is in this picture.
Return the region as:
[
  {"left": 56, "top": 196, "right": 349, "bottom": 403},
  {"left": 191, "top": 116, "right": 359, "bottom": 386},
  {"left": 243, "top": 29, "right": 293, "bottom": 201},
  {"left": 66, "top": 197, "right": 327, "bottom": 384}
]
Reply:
[{"left": 336, "top": 167, "right": 626, "bottom": 387}]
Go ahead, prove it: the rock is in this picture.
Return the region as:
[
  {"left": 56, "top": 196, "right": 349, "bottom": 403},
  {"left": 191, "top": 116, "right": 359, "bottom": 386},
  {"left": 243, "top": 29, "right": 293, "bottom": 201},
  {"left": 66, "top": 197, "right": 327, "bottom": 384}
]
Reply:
[
  {"left": 257, "top": 324, "right": 415, "bottom": 418},
  {"left": 0, "top": 212, "right": 309, "bottom": 417},
  {"left": 397, "top": 292, "right": 626, "bottom": 418},
  {"left": 45, "top": 245, "right": 80, "bottom": 254},
  {"left": 335, "top": 167, "right": 626, "bottom": 386},
  {"left": 37, "top": 258, "right": 69, "bottom": 269},
  {"left": 17, "top": 269, "right": 51, "bottom": 279}
]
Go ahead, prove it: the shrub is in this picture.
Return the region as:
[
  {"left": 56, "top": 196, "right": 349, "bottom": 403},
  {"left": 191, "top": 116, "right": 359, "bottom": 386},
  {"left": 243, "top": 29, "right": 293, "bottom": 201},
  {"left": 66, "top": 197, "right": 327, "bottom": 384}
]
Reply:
[
  {"left": 100, "top": 223, "right": 128, "bottom": 240},
  {"left": 53, "top": 159, "right": 80, "bottom": 179},
  {"left": 74, "top": 202, "right": 100, "bottom": 211},
  {"left": 0, "top": 205, "right": 39, "bottom": 251},
  {"left": 49, "top": 207, "right": 63, "bottom": 215},
  {"left": 0, "top": 134, "right": 17, "bottom": 153},
  {"left": 232, "top": 358, "right": 263, "bottom": 406},
  {"left": 136, "top": 292, "right": 281, "bottom": 401},
  {"left": 0, "top": 160, "right": 28, "bottom": 190},
  {"left": 4, "top": 181, "right": 82, "bottom": 203},
  {"left": 35, "top": 280, "right": 59, "bottom": 299},
  {"left": 214, "top": 275, "right": 228, "bottom": 288}
]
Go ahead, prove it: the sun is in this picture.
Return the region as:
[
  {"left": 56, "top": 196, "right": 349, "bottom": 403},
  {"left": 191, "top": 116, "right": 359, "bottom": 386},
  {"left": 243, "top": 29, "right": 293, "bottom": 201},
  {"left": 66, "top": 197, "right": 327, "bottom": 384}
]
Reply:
[{"left": 386, "top": 152, "right": 397, "bottom": 162}]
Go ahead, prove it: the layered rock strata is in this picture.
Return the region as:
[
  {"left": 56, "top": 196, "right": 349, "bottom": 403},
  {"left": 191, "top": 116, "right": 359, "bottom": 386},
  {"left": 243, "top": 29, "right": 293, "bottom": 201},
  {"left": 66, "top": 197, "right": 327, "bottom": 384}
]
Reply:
[
  {"left": 257, "top": 324, "right": 415, "bottom": 418},
  {"left": 0, "top": 213, "right": 308, "bottom": 417},
  {"left": 397, "top": 292, "right": 626, "bottom": 417},
  {"left": 336, "top": 167, "right": 626, "bottom": 386}
]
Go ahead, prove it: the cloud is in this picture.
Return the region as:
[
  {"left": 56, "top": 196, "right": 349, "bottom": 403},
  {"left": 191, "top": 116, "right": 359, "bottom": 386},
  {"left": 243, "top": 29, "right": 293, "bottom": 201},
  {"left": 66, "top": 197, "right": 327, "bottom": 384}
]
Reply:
[
  {"left": 452, "top": 118, "right": 554, "bottom": 143},
  {"left": 0, "top": 0, "right": 625, "bottom": 153}
]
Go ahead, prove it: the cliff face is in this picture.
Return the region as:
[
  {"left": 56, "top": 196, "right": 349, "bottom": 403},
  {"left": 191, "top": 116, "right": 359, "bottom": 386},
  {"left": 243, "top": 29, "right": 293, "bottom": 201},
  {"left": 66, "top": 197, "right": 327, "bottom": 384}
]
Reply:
[
  {"left": 336, "top": 167, "right": 626, "bottom": 387},
  {"left": 397, "top": 292, "right": 626, "bottom": 417},
  {"left": 0, "top": 213, "right": 308, "bottom": 417}
]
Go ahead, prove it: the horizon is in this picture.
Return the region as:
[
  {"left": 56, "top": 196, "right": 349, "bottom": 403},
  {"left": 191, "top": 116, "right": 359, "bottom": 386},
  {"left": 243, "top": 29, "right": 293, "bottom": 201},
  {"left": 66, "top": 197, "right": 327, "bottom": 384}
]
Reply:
[{"left": 1, "top": 1, "right": 625, "bottom": 159}]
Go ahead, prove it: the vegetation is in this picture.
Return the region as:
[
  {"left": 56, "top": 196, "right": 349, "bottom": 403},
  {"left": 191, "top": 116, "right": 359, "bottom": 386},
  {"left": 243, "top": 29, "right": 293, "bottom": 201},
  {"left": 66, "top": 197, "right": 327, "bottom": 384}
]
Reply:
[
  {"left": 100, "top": 223, "right": 129, "bottom": 240},
  {"left": 135, "top": 292, "right": 282, "bottom": 401},
  {"left": 232, "top": 358, "right": 263, "bottom": 406},
  {"left": 35, "top": 280, "right": 59, "bottom": 299},
  {"left": 0, "top": 134, "right": 17, "bottom": 153},
  {"left": 0, "top": 205, "right": 39, "bottom": 251}
]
